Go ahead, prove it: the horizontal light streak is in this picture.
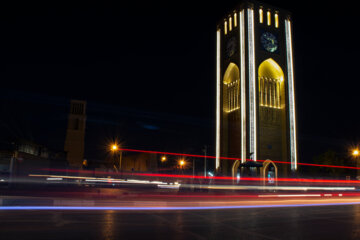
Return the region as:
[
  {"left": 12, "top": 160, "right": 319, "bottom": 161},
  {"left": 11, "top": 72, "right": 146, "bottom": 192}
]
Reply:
[
  {"left": 2, "top": 202, "right": 360, "bottom": 211},
  {"left": 192, "top": 184, "right": 355, "bottom": 191},
  {"left": 114, "top": 148, "right": 360, "bottom": 170},
  {"left": 30, "top": 173, "right": 360, "bottom": 185}
]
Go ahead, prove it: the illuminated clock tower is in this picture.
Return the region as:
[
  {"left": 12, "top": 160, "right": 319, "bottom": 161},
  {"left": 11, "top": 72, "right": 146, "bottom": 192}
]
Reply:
[{"left": 215, "top": 1, "right": 297, "bottom": 176}]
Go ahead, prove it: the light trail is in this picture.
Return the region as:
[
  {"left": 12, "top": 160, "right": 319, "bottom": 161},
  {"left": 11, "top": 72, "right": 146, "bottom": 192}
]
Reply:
[
  {"left": 2, "top": 201, "right": 360, "bottom": 211},
  {"left": 30, "top": 173, "right": 360, "bottom": 186},
  {"left": 117, "top": 148, "right": 360, "bottom": 170}
]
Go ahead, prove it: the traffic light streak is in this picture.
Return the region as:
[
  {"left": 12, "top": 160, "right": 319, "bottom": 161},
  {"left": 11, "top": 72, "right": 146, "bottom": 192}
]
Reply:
[{"left": 118, "top": 148, "right": 360, "bottom": 170}]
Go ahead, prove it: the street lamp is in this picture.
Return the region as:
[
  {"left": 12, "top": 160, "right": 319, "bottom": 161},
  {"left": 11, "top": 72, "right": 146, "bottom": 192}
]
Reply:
[
  {"left": 161, "top": 156, "right": 167, "bottom": 162},
  {"left": 353, "top": 149, "right": 360, "bottom": 180},
  {"left": 110, "top": 143, "right": 122, "bottom": 174},
  {"left": 353, "top": 149, "right": 359, "bottom": 157},
  {"left": 111, "top": 144, "right": 118, "bottom": 151}
]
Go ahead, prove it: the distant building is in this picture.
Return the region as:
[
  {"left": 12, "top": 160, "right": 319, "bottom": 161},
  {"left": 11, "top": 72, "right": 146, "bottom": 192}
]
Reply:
[
  {"left": 0, "top": 140, "right": 67, "bottom": 184},
  {"left": 215, "top": 1, "right": 298, "bottom": 177},
  {"left": 64, "top": 100, "right": 87, "bottom": 168}
]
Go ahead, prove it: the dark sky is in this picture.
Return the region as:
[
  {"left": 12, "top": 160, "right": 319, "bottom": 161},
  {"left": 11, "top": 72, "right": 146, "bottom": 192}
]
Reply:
[{"left": 1, "top": 1, "right": 359, "bottom": 161}]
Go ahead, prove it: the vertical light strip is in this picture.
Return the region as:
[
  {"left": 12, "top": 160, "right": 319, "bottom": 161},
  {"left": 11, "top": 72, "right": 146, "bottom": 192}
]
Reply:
[
  {"left": 247, "top": 8, "right": 257, "bottom": 161},
  {"left": 285, "top": 19, "right": 297, "bottom": 171},
  {"left": 274, "top": 13, "right": 279, "bottom": 28},
  {"left": 240, "top": 10, "right": 246, "bottom": 163},
  {"left": 234, "top": 13, "right": 237, "bottom": 27},
  {"left": 216, "top": 29, "right": 221, "bottom": 171},
  {"left": 229, "top": 16, "right": 232, "bottom": 31}
]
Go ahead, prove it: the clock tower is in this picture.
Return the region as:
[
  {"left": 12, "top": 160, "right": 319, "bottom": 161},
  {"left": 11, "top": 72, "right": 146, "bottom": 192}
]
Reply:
[{"left": 216, "top": 1, "right": 297, "bottom": 176}]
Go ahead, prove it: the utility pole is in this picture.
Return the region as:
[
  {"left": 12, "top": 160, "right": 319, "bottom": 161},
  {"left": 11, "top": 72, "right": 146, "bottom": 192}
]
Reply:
[{"left": 203, "top": 145, "right": 207, "bottom": 177}]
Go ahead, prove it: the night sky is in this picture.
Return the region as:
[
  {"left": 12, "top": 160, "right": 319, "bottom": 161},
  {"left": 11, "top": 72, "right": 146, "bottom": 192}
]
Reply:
[{"left": 1, "top": 1, "right": 359, "bottom": 163}]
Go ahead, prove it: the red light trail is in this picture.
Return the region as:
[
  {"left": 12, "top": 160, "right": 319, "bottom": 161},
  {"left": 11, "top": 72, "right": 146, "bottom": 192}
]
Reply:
[{"left": 118, "top": 148, "right": 360, "bottom": 170}]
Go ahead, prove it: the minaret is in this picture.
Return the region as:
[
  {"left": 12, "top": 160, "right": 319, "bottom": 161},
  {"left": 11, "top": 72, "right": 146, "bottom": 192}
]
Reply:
[{"left": 64, "top": 100, "right": 86, "bottom": 168}]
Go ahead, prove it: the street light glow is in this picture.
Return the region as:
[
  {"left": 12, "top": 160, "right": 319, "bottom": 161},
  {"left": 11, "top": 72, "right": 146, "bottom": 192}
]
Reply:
[
  {"left": 353, "top": 149, "right": 359, "bottom": 156},
  {"left": 111, "top": 144, "right": 118, "bottom": 151}
]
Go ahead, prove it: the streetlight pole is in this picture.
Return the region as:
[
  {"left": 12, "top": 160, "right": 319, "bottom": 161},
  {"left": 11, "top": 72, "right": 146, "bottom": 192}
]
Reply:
[
  {"left": 353, "top": 149, "right": 359, "bottom": 180},
  {"left": 119, "top": 150, "right": 123, "bottom": 177},
  {"left": 203, "top": 145, "right": 207, "bottom": 177}
]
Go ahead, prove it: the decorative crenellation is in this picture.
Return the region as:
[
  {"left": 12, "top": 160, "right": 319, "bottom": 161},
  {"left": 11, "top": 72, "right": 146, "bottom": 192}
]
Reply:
[
  {"left": 258, "top": 7, "right": 279, "bottom": 28},
  {"left": 224, "top": 11, "right": 239, "bottom": 35}
]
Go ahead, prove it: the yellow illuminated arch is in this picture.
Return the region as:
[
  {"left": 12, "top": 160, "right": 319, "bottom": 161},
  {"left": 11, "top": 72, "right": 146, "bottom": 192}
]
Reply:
[
  {"left": 258, "top": 58, "right": 284, "bottom": 109},
  {"left": 223, "top": 63, "right": 239, "bottom": 84},
  {"left": 258, "top": 58, "right": 284, "bottom": 81},
  {"left": 223, "top": 63, "right": 240, "bottom": 112}
]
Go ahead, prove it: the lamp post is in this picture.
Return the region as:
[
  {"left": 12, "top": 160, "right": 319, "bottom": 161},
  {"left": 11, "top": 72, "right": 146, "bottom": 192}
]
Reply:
[
  {"left": 111, "top": 144, "right": 122, "bottom": 174},
  {"left": 179, "top": 159, "right": 185, "bottom": 174},
  {"left": 353, "top": 149, "right": 359, "bottom": 180},
  {"left": 203, "top": 145, "right": 207, "bottom": 177}
]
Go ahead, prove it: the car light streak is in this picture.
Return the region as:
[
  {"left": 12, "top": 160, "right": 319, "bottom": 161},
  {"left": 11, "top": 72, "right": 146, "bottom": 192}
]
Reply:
[
  {"left": 2, "top": 202, "right": 360, "bottom": 211},
  {"left": 31, "top": 172, "right": 360, "bottom": 185},
  {"left": 182, "top": 184, "right": 355, "bottom": 191},
  {"left": 112, "top": 148, "right": 360, "bottom": 170}
]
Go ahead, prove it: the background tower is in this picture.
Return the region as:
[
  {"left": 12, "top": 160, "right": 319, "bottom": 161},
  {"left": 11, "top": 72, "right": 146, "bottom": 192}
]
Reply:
[
  {"left": 216, "top": 1, "right": 297, "bottom": 176},
  {"left": 64, "top": 100, "right": 87, "bottom": 168}
]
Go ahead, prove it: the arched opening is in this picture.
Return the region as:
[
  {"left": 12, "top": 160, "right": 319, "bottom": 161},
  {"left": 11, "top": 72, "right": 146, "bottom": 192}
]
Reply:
[
  {"left": 261, "top": 159, "right": 278, "bottom": 185},
  {"left": 231, "top": 160, "right": 241, "bottom": 179},
  {"left": 258, "top": 58, "right": 284, "bottom": 109},
  {"left": 223, "top": 63, "right": 240, "bottom": 113}
]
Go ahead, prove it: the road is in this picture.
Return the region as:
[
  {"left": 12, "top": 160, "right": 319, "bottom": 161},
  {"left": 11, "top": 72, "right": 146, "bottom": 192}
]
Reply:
[{"left": 1, "top": 204, "right": 360, "bottom": 240}]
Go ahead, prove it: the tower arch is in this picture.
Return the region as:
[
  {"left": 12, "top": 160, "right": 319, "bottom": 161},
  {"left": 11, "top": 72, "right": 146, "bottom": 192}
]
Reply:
[
  {"left": 223, "top": 63, "right": 240, "bottom": 113},
  {"left": 258, "top": 58, "right": 284, "bottom": 109}
]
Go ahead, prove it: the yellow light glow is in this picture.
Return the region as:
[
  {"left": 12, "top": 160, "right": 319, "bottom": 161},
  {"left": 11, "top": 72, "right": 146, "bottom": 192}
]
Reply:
[
  {"left": 161, "top": 156, "right": 167, "bottom": 162},
  {"left": 111, "top": 144, "right": 118, "bottom": 151},
  {"left": 229, "top": 16, "right": 232, "bottom": 31},
  {"left": 353, "top": 150, "right": 359, "bottom": 156},
  {"left": 234, "top": 12, "right": 237, "bottom": 27},
  {"left": 259, "top": 8, "right": 263, "bottom": 23},
  {"left": 258, "top": 58, "right": 284, "bottom": 81},
  {"left": 223, "top": 63, "right": 239, "bottom": 84},
  {"left": 179, "top": 160, "right": 185, "bottom": 166},
  {"left": 274, "top": 13, "right": 279, "bottom": 28},
  {"left": 267, "top": 10, "right": 271, "bottom": 26},
  {"left": 224, "top": 20, "right": 228, "bottom": 35}
]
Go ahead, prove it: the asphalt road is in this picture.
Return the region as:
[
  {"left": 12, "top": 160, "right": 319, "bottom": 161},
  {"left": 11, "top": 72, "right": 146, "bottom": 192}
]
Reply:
[{"left": 1, "top": 204, "right": 360, "bottom": 240}]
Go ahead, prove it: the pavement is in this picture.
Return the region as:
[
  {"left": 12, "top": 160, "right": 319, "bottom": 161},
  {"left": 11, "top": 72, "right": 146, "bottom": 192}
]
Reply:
[{"left": 2, "top": 204, "right": 360, "bottom": 240}]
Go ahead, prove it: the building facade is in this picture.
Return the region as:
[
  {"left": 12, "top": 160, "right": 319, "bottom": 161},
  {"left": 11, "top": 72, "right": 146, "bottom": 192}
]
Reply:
[{"left": 216, "top": 1, "right": 297, "bottom": 176}]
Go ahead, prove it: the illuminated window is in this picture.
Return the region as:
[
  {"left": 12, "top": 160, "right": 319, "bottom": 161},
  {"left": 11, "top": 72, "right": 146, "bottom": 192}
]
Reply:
[
  {"left": 267, "top": 10, "right": 271, "bottom": 26},
  {"left": 234, "top": 12, "right": 237, "bottom": 27},
  {"left": 258, "top": 58, "right": 284, "bottom": 109},
  {"left": 223, "top": 63, "right": 240, "bottom": 113},
  {"left": 224, "top": 20, "right": 228, "bottom": 35},
  {"left": 259, "top": 8, "right": 263, "bottom": 23},
  {"left": 229, "top": 16, "right": 232, "bottom": 31},
  {"left": 274, "top": 13, "right": 279, "bottom": 28}
]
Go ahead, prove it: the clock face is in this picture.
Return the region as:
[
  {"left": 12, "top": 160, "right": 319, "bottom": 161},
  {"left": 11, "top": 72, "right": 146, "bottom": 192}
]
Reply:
[
  {"left": 260, "top": 32, "right": 278, "bottom": 53},
  {"left": 226, "top": 37, "right": 236, "bottom": 58}
]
